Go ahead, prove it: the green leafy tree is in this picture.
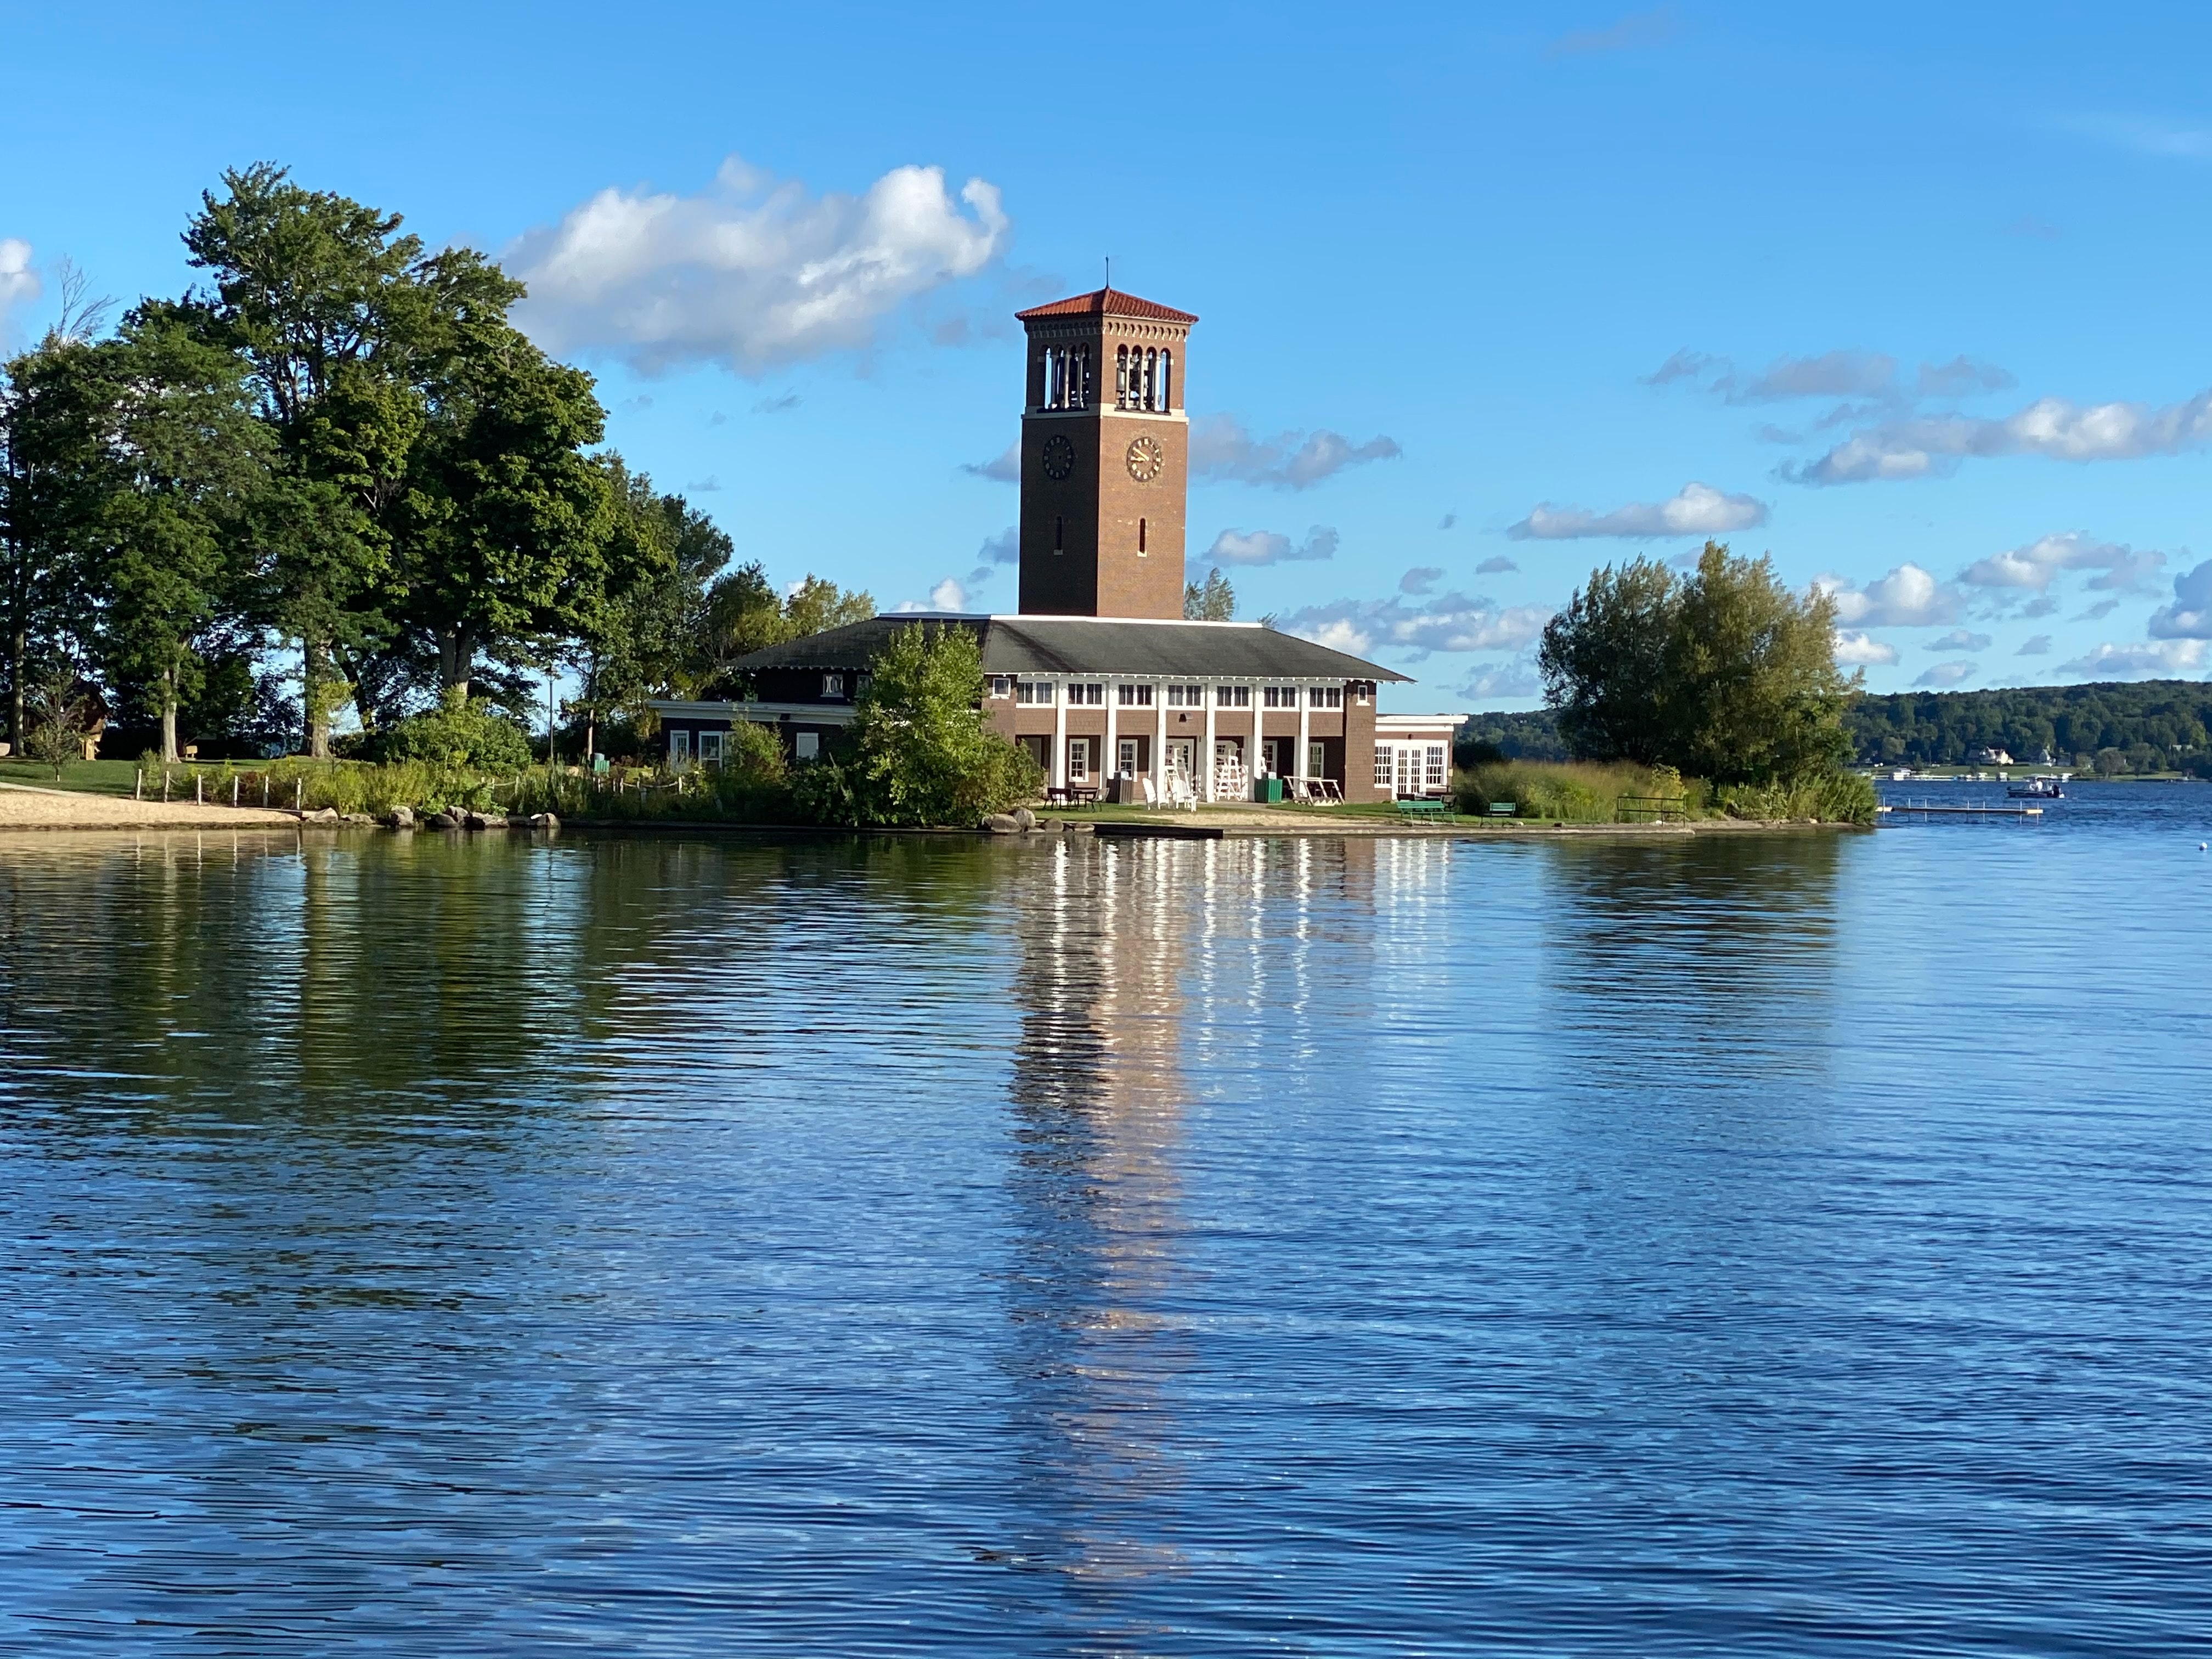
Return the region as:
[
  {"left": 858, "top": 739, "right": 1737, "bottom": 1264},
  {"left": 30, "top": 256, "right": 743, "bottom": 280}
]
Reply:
[
  {"left": 86, "top": 313, "right": 272, "bottom": 761},
  {"left": 24, "top": 665, "right": 94, "bottom": 778},
  {"left": 1, "top": 314, "right": 113, "bottom": 752},
  {"left": 1183, "top": 567, "right": 1235, "bottom": 620},
  {"left": 390, "top": 318, "right": 633, "bottom": 697},
  {"left": 1536, "top": 556, "right": 1679, "bottom": 765},
  {"left": 180, "top": 163, "right": 514, "bottom": 756},
  {"left": 795, "top": 623, "right": 1039, "bottom": 826},
  {"left": 1538, "top": 541, "right": 1858, "bottom": 785}
]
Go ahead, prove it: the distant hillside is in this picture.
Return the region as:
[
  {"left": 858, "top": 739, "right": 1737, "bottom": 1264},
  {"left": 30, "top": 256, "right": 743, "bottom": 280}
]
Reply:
[{"left": 1459, "top": 681, "right": 2212, "bottom": 775}]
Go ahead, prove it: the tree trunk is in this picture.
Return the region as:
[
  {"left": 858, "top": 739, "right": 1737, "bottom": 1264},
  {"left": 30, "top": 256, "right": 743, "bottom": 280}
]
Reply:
[
  {"left": 160, "top": 664, "right": 179, "bottom": 764},
  {"left": 437, "top": 629, "right": 473, "bottom": 701},
  {"left": 304, "top": 636, "right": 332, "bottom": 760}
]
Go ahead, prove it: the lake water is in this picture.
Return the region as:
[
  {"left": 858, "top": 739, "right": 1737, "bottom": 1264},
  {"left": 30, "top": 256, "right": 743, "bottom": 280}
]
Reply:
[{"left": 4, "top": 789, "right": 2211, "bottom": 1655}]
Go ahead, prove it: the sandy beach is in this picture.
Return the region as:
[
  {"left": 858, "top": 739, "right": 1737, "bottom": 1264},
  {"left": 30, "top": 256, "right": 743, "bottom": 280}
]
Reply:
[{"left": 0, "top": 781, "right": 297, "bottom": 831}]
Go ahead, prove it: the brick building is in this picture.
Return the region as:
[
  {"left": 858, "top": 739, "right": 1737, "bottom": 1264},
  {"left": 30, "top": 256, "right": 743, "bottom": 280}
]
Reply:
[{"left": 652, "top": 286, "right": 1464, "bottom": 803}]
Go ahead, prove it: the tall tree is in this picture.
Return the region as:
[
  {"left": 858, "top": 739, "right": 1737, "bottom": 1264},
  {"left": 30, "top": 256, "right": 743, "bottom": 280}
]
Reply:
[
  {"left": 1183, "top": 567, "right": 1235, "bottom": 620},
  {"left": 390, "top": 318, "right": 631, "bottom": 698},
  {"left": 88, "top": 312, "right": 272, "bottom": 761},
  {"left": 0, "top": 338, "right": 107, "bottom": 752},
  {"left": 1538, "top": 541, "right": 1857, "bottom": 785},
  {"left": 180, "top": 163, "right": 513, "bottom": 755}
]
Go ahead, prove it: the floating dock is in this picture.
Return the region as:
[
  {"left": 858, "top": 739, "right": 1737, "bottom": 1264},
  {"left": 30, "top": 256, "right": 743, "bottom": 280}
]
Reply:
[{"left": 1877, "top": 803, "right": 2044, "bottom": 820}]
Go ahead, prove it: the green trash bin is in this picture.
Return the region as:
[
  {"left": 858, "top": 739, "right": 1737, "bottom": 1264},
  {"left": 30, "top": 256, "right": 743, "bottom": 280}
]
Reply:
[{"left": 1253, "top": 776, "right": 1284, "bottom": 803}]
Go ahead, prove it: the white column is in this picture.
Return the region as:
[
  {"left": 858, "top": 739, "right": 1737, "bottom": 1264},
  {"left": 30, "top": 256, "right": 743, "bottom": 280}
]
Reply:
[
  {"left": 1051, "top": 681, "right": 1066, "bottom": 791},
  {"left": 1153, "top": 686, "right": 1167, "bottom": 795},
  {"left": 1297, "top": 687, "right": 1311, "bottom": 792},
  {"left": 1204, "top": 685, "right": 1218, "bottom": 802},
  {"left": 1104, "top": 687, "right": 1119, "bottom": 788}
]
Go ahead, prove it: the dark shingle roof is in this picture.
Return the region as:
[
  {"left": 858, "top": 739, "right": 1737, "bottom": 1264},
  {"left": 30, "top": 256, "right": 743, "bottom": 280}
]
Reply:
[
  {"left": 1014, "top": 287, "right": 1199, "bottom": 325},
  {"left": 727, "top": 615, "right": 1409, "bottom": 682}
]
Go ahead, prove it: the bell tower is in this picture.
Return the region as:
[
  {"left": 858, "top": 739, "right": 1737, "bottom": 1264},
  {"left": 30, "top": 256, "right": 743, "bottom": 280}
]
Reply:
[{"left": 1014, "top": 287, "right": 1197, "bottom": 618}]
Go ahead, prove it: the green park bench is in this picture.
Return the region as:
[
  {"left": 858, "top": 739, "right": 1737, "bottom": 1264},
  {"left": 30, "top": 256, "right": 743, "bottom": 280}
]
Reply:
[
  {"left": 1395, "top": 798, "right": 1454, "bottom": 823},
  {"left": 1485, "top": 801, "right": 1517, "bottom": 817}
]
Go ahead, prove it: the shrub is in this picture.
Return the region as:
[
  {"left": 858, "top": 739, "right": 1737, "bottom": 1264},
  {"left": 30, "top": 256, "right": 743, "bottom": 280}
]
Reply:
[
  {"left": 1714, "top": 770, "right": 1877, "bottom": 824},
  {"left": 365, "top": 691, "right": 535, "bottom": 772}
]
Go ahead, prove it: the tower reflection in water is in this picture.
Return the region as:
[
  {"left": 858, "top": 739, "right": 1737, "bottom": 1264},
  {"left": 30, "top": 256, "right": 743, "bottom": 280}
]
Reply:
[{"left": 993, "top": 834, "right": 1449, "bottom": 1615}]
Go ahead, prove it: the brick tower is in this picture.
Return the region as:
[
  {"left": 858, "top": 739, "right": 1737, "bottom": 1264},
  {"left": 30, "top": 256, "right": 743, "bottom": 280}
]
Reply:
[{"left": 1014, "top": 288, "right": 1197, "bottom": 618}]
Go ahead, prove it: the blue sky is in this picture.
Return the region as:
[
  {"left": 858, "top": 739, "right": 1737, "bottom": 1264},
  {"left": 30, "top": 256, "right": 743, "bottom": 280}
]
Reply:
[{"left": 6, "top": 0, "right": 2212, "bottom": 711}]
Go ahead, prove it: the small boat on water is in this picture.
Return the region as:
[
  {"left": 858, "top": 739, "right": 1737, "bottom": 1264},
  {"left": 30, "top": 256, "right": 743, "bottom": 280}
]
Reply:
[{"left": 2007, "top": 776, "right": 2065, "bottom": 799}]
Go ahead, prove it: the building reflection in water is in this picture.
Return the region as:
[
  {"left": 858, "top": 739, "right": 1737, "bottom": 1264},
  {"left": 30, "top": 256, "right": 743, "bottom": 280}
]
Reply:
[{"left": 993, "top": 834, "right": 1453, "bottom": 1626}]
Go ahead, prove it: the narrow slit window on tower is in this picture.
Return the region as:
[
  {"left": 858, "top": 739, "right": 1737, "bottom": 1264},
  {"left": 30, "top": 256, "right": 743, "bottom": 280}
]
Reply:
[
  {"left": 1075, "top": 346, "right": 1090, "bottom": 407},
  {"left": 1138, "top": 517, "right": 1147, "bottom": 554},
  {"left": 1054, "top": 515, "right": 1064, "bottom": 553},
  {"left": 1115, "top": 345, "right": 1129, "bottom": 408},
  {"left": 1159, "top": 349, "right": 1172, "bottom": 410}
]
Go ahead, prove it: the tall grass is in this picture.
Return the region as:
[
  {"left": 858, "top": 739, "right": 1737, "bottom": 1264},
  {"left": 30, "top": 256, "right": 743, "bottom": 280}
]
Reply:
[
  {"left": 1453, "top": 759, "right": 1707, "bottom": 823},
  {"left": 1713, "top": 771, "right": 1877, "bottom": 825}
]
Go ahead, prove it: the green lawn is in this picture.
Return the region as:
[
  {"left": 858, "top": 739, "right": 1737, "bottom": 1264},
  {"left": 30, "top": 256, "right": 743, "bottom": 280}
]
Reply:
[{"left": 0, "top": 757, "right": 148, "bottom": 797}]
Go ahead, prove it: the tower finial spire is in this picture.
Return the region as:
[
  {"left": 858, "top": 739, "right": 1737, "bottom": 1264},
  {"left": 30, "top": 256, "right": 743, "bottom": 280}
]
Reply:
[{"left": 1104, "top": 256, "right": 1110, "bottom": 291}]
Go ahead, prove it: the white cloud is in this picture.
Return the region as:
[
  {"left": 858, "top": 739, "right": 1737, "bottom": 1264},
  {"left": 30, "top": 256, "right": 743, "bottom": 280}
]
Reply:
[
  {"left": 1278, "top": 591, "right": 1550, "bottom": 659},
  {"left": 1399, "top": 566, "right": 1444, "bottom": 595},
  {"left": 1189, "top": 415, "right": 1401, "bottom": 490},
  {"left": 1816, "top": 563, "right": 1961, "bottom": 627},
  {"left": 1457, "top": 659, "right": 1542, "bottom": 699},
  {"left": 2058, "top": 639, "right": 2209, "bottom": 678},
  {"left": 978, "top": 527, "right": 1018, "bottom": 565},
  {"left": 509, "top": 156, "right": 1007, "bottom": 374},
  {"left": 893, "top": 576, "right": 973, "bottom": 613},
  {"left": 1204, "top": 526, "right": 1338, "bottom": 566},
  {"left": 1927, "top": 629, "right": 1993, "bottom": 653},
  {"left": 2149, "top": 558, "right": 2212, "bottom": 639},
  {"left": 2017, "top": 635, "right": 2053, "bottom": 656},
  {"left": 1831, "top": 630, "right": 1898, "bottom": 666},
  {"left": 1476, "top": 556, "right": 1517, "bottom": 574},
  {"left": 1507, "top": 481, "right": 1768, "bottom": 540},
  {"left": 1915, "top": 661, "right": 1976, "bottom": 687},
  {"left": 1792, "top": 389, "right": 2212, "bottom": 484},
  {"left": 0, "top": 239, "right": 37, "bottom": 334},
  {"left": 1960, "top": 531, "right": 2166, "bottom": 595},
  {"left": 963, "top": 438, "right": 1020, "bottom": 482}
]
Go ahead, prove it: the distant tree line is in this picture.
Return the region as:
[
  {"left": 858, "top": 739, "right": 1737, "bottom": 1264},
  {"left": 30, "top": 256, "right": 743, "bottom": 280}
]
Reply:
[
  {"left": 1844, "top": 681, "right": 2212, "bottom": 774},
  {"left": 0, "top": 163, "right": 870, "bottom": 766},
  {"left": 1462, "top": 672, "right": 2212, "bottom": 778}
]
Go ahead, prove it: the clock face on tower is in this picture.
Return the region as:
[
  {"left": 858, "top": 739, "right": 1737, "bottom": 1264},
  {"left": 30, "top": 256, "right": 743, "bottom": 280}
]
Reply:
[
  {"left": 1125, "top": 433, "right": 1165, "bottom": 483},
  {"left": 1040, "top": 433, "right": 1075, "bottom": 481}
]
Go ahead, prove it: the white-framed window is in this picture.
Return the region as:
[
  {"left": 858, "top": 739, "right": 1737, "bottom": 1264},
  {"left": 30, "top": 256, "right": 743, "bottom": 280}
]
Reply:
[
  {"left": 1069, "top": 682, "right": 1104, "bottom": 706},
  {"left": 1374, "top": 745, "right": 1393, "bottom": 787},
  {"left": 822, "top": 673, "right": 844, "bottom": 698},
  {"left": 796, "top": 731, "right": 820, "bottom": 760},
  {"left": 989, "top": 676, "right": 1013, "bottom": 698},
  {"left": 1426, "top": 745, "right": 1447, "bottom": 789},
  {"left": 1117, "top": 737, "right": 1140, "bottom": 775},
  {"left": 1308, "top": 741, "right": 1326, "bottom": 777},
  {"left": 1067, "top": 738, "right": 1091, "bottom": 782},
  {"left": 1117, "top": 683, "right": 1154, "bottom": 707},
  {"left": 1311, "top": 685, "right": 1344, "bottom": 710},
  {"left": 1263, "top": 685, "right": 1299, "bottom": 709},
  {"left": 1016, "top": 681, "right": 1053, "bottom": 706},
  {"left": 669, "top": 730, "right": 693, "bottom": 765},
  {"left": 698, "top": 730, "right": 725, "bottom": 765},
  {"left": 1216, "top": 685, "right": 1251, "bottom": 708},
  {"left": 1166, "top": 683, "right": 1203, "bottom": 707}
]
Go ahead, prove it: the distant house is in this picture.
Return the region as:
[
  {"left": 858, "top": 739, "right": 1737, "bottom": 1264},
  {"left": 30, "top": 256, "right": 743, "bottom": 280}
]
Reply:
[
  {"left": 1972, "top": 746, "right": 2015, "bottom": 766},
  {"left": 648, "top": 284, "right": 1466, "bottom": 802}
]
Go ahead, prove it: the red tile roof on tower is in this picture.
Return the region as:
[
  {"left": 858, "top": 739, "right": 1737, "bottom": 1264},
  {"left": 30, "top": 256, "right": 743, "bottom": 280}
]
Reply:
[{"left": 1014, "top": 287, "right": 1199, "bottom": 324}]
